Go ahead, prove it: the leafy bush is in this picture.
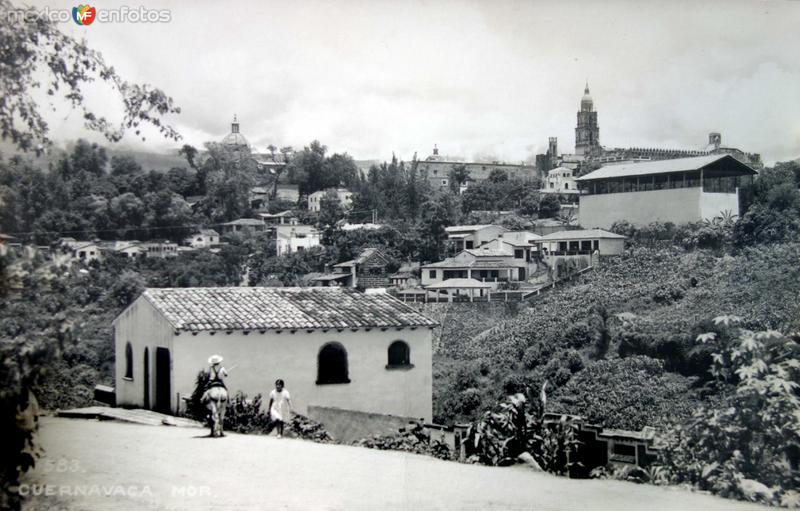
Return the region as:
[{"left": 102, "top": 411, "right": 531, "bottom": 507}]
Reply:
[
  {"left": 289, "top": 413, "right": 335, "bottom": 443},
  {"left": 354, "top": 421, "right": 452, "bottom": 460},
  {"left": 464, "top": 393, "right": 581, "bottom": 476},
  {"left": 223, "top": 392, "right": 272, "bottom": 434},
  {"left": 659, "top": 317, "right": 800, "bottom": 505}
]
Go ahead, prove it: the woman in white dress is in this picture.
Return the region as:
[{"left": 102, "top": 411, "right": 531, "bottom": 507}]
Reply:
[{"left": 267, "top": 379, "right": 292, "bottom": 438}]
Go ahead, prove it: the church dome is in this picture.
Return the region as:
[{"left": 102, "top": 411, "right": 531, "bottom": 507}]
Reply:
[
  {"left": 581, "top": 83, "right": 593, "bottom": 110},
  {"left": 222, "top": 115, "right": 249, "bottom": 147}
]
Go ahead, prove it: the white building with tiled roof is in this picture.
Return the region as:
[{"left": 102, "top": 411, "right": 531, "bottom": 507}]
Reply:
[{"left": 113, "top": 287, "right": 437, "bottom": 425}]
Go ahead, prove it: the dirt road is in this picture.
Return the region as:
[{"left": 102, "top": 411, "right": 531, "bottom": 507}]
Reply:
[{"left": 21, "top": 417, "right": 766, "bottom": 511}]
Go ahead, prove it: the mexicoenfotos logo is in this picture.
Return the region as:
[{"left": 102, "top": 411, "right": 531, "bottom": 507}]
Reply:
[
  {"left": 4, "top": 5, "right": 173, "bottom": 24},
  {"left": 72, "top": 4, "right": 96, "bottom": 25}
]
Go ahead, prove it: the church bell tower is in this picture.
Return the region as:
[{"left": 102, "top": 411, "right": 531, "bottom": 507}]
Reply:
[{"left": 575, "top": 82, "right": 600, "bottom": 156}]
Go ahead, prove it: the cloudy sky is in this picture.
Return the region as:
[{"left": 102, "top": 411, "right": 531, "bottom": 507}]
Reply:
[{"left": 24, "top": 0, "right": 800, "bottom": 165}]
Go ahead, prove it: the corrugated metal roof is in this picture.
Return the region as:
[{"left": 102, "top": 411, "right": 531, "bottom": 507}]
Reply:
[
  {"left": 140, "top": 287, "right": 437, "bottom": 332},
  {"left": 575, "top": 154, "right": 754, "bottom": 181}
]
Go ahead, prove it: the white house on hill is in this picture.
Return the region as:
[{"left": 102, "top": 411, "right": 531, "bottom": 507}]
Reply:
[
  {"left": 113, "top": 287, "right": 437, "bottom": 423},
  {"left": 576, "top": 154, "right": 757, "bottom": 229},
  {"left": 275, "top": 224, "right": 320, "bottom": 256},
  {"left": 308, "top": 188, "right": 353, "bottom": 212},
  {"left": 444, "top": 224, "right": 507, "bottom": 252}
]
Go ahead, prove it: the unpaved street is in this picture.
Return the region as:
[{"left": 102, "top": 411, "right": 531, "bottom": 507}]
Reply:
[{"left": 21, "top": 417, "right": 767, "bottom": 511}]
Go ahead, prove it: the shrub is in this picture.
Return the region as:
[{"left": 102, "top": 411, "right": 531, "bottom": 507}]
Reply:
[
  {"left": 562, "top": 323, "right": 594, "bottom": 349},
  {"left": 354, "top": 421, "right": 452, "bottom": 460},
  {"left": 464, "top": 394, "right": 581, "bottom": 475},
  {"left": 522, "top": 343, "right": 552, "bottom": 370},
  {"left": 223, "top": 392, "right": 271, "bottom": 434},
  {"left": 659, "top": 318, "right": 800, "bottom": 505}
]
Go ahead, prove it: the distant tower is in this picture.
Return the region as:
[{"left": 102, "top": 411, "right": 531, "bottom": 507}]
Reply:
[
  {"left": 575, "top": 82, "right": 600, "bottom": 156},
  {"left": 433, "top": 144, "right": 439, "bottom": 156},
  {"left": 708, "top": 132, "right": 721, "bottom": 149},
  {"left": 548, "top": 137, "right": 558, "bottom": 158}
]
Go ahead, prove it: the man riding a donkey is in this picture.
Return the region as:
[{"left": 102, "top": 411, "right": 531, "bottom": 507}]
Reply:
[{"left": 201, "top": 354, "right": 229, "bottom": 437}]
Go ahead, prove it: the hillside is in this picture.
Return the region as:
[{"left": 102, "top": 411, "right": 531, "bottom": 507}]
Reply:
[
  {"left": 432, "top": 243, "right": 800, "bottom": 427},
  {"left": 22, "top": 417, "right": 767, "bottom": 511}
]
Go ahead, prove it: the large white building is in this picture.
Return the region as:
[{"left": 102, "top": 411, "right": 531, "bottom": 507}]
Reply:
[
  {"left": 576, "top": 154, "right": 757, "bottom": 230},
  {"left": 114, "top": 287, "right": 437, "bottom": 422},
  {"left": 308, "top": 188, "right": 353, "bottom": 212}
]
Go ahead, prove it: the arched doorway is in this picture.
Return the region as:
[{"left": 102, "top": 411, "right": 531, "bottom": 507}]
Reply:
[
  {"left": 143, "top": 347, "right": 150, "bottom": 409},
  {"left": 155, "top": 347, "right": 171, "bottom": 414}
]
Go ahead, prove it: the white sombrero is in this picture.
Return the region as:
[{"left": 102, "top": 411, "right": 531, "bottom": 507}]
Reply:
[{"left": 208, "top": 354, "right": 223, "bottom": 365}]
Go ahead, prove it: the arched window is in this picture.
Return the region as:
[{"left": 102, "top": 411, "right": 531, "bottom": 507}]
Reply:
[
  {"left": 387, "top": 340, "right": 412, "bottom": 369},
  {"left": 124, "top": 342, "right": 133, "bottom": 379},
  {"left": 317, "top": 342, "right": 349, "bottom": 384}
]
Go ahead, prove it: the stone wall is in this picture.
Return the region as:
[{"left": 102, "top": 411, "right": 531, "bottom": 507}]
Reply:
[{"left": 307, "top": 405, "right": 420, "bottom": 443}]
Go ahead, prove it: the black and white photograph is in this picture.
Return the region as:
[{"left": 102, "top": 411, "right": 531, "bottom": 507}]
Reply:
[{"left": 1, "top": 0, "right": 799, "bottom": 510}]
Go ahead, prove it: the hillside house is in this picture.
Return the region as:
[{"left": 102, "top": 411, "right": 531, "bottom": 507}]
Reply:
[
  {"left": 389, "top": 262, "right": 420, "bottom": 289},
  {"left": 220, "top": 218, "right": 266, "bottom": 235},
  {"left": 258, "top": 211, "right": 299, "bottom": 227},
  {"left": 497, "top": 231, "right": 543, "bottom": 262},
  {"left": 542, "top": 166, "right": 580, "bottom": 195},
  {"left": 72, "top": 241, "right": 103, "bottom": 263},
  {"left": 308, "top": 188, "right": 353, "bottom": 212},
  {"left": 444, "top": 225, "right": 507, "bottom": 253},
  {"left": 184, "top": 229, "right": 220, "bottom": 248},
  {"left": 141, "top": 241, "right": 179, "bottom": 259},
  {"left": 576, "top": 154, "right": 757, "bottom": 229},
  {"left": 314, "top": 248, "right": 391, "bottom": 289},
  {"left": 109, "top": 241, "right": 146, "bottom": 259},
  {"left": 421, "top": 243, "right": 529, "bottom": 289},
  {"left": 275, "top": 224, "right": 320, "bottom": 256},
  {"left": 113, "top": 287, "right": 437, "bottom": 423},
  {"left": 249, "top": 184, "right": 300, "bottom": 211},
  {"left": 537, "top": 229, "right": 625, "bottom": 256}
]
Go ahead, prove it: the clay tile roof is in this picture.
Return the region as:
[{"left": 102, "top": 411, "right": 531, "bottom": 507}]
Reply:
[{"left": 140, "top": 287, "right": 437, "bottom": 332}]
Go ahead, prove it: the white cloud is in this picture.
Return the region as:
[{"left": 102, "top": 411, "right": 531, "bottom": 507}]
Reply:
[{"left": 24, "top": 0, "right": 800, "bottom": 165}]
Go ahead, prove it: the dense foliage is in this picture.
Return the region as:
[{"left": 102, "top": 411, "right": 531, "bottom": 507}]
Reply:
[
  {"left": 658, "top": 317, "right": 800, "bottom": 506},
  {"left": 432, "top": 242, "right": 800, "bottom": 428}
]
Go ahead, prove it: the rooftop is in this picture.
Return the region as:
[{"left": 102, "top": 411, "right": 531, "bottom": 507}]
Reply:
[
  {"left": 540, "top": 229, "right": 626, "bottom": 240},
  {"left": 445, "top": 224, "right": 500, "bottom": 233},
  {"left": 464, "top": 247, "right": 513, "bottom": 257},
  {"left": 222, "top": 218, "right": 264, "bottom": 226},
  {"left": 137, "top": 287, "right": 438, "bottom": 332},
  {"left": 334, "top": 247, "right": 388, "bottom": 268},
  {"left": 576, "top": 154, "right": 757, "bottom": 181}
]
